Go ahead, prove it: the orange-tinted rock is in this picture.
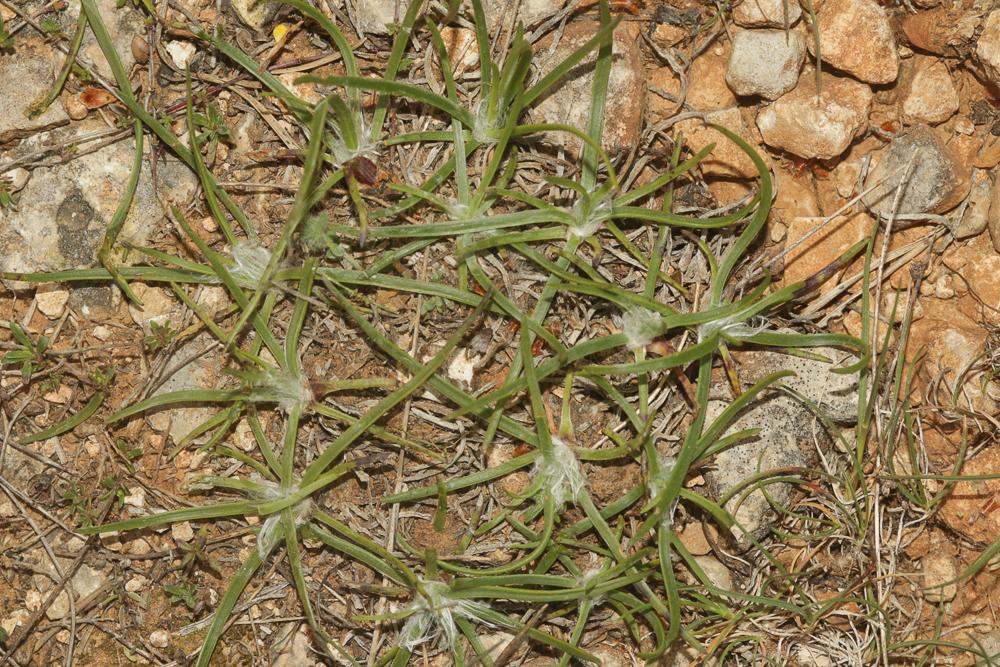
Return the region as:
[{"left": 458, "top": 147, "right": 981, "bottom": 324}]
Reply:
[
  {"left": 707, "top": 178, "right": 755, "bottom": 206},
  {"left": 977, "top": 10, "right": 1000, "bottom": 88},
  {"left": 652, "top": 22, "right": 687, "bottom": 48},
  {"left": 772, "top": 171, "right": 819, "bottom": 223},
  {"left": 676, "top": 107, "right": 760, "bottom": 179},
  {"left": 938, "top": 445, "right": 1000, "bottom": 544},
  {"left": 899, "top": 55, "right": 959, "bottom": 126},
  {"left": 951, "top": 168, "right": 994, "bottom": 239},
  {"left": 756, "top": 69, "right": 872, "bottom": 160},
  {"left": 687, "top": 46, "right": 738, "bottom": 112},
  {"left": 907, "top": 303, "right": 996, "bottom": 416},
  {"left": 677, "top": 522, "right": 712, "bottom": 556},
  {"left": 531, "top": 21, "right": 645, "bottom": 156},
  {"left": 647, "top": 66, "right": 681, "bottom": 122},
  {"left": 806, "top": 0, "right": 898, "bottom": 84},
  {"left": 900, "top": 6, "right": 973, "bottom": 57},
  {"left": 991, "top": 168, "right": 1000, "bottom": 252},
  {"left": 941, "top": 232, "right": 1000, "bottom": 324},
  {"left": 781, "top": 212, "right": 872, "bottom": 288}
]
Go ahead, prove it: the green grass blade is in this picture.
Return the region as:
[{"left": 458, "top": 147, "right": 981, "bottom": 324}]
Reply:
[
  {"left": 195, "top": 549, "right": 264, "bottom": 667},
  {"left": 28, "top": 11, "right": 87, "bottom": 118},
  {"left": 79, "top": 500, "right": 255, "bottom": 534},
  {"left": 20, "top": 392, "right": 104, "bottom": 445},
  {"left": 302, "top": 288, "right": 493, "bottom": 484},
  {"left": 105, "top": 389, "right": 245, "bottom": 424},
  {"left": 302, "top": 75, "right": 475, "bottom": 128}
]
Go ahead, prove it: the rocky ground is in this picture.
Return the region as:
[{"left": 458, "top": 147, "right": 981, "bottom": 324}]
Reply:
[{"left": 1, "top": 0, "right": 1000, "bottom": 664}]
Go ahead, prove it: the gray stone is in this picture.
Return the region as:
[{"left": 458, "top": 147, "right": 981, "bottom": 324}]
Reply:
[
  {"left": 352, "top": 0, "right": 410, "bottom": 35},
  {"left": 862, "top": 125, "right": 971, "bottom": 218},
  {"left": 30, "top": 544, "right": 107, "bottom": 621},
  {"left": 966, "top": 631, "right": 1000, "bottom": 662},
  {"left": 145, "top": 333, "right": 225, "bottom": 445},
  {"left": 0, "top": 37, "right": 69, "bottom": 143},
  {"left": 530, "top": 21, "right": 646, "bottom": 157},
  {"left": 68, "top": 0, "right": 144, "bottom": 80},
  {"left": 229, "top": 0, "right": 276, "bottom": 32},
  {"left": 475, "top": 632, "right": 517, "bottom": 663},
  {"left": 704, "top": 393, "right": 824, "bottom": 540},
  {"left": 149, "top": 630, "right": 169, "bottom": 648},
  {"left": 952, "top": 169, "right": 993, "bottom": 239},
  {"left": 796, "top": 646, "right": 835, "bottom": 667},
  {"left": 694, "top": 555, "right": 733, "bottom": 591},
  {"left": 49, "top": 564, "right": 106, "bottom": 620},
  {"left": 726, "top": 29, "right": 805, "bottom": 100},
  {"left": 734, "top": 0, "right": 801, "bottom": 28},
  {"left": 484, "top": 0, "right": 565, "bottom": 29},
  {"left": 736, "top": 348, "right": 861, "bottom": 422},
  {"left": 665, "top": 645, "right": 702, "bottom": 667},
  {"left": 0, "top": 121, "right": 197, "bottom": 281},
  {"left": 704, "top": 348, "right": 860, "bottom": 540},
  {"left": 274, "top": 625, "right": 313, "bottom": 667}
]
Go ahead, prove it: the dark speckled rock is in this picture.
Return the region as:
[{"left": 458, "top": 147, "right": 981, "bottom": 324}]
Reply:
[
  {"left": 0, "top": 121, "right": 196, "bottom": 288},
  {"left": 703, "top": 347, "right": 860, "bottom": 542}
]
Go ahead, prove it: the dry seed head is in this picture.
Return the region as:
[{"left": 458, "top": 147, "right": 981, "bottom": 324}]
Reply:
[
  {"left": 532, "top": 435, "right": 586, "bottom": 507},
  {"left": 622, "top": 307, "right": 663, "bottom": 350},
  {"left": 568, "top": 196, "right": 611, "bottom": 240},
  {"left": 249, "top": 366, "right": 314, "bottom": 413},
  {"left": 230, "top": 242, "right": 271, "bottom": 288},
  {"left": 398, "top": 580, "right": 494, "bottom": 651},
  {"left": 647, "top": 454, "right": 677, "bottom": 500},
  {"left": 697, "top": 314, "right": 769, "bottom": 343}
]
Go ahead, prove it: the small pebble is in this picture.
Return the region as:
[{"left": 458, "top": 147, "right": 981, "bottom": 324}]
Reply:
[
  {"left": 166, "top": 40, "right": 197, "bottom": 70},
  {"left": 127, "top": 285, "right": 176, "bottom": 332},
  {"left": 25, "top": 590, "right": 44, "bottom": 611},
  {"left": 934, "top": 274, "right": 955, "bottom": 299},
  {"left": 922, "top": 552, "right": 958, "bottom": 602},
  {"left": 189, "top": 450, "right": 207, "bottom": 470},
  {"left": 61, "top": 93, "right": 88, "bottom": 120},
  {"left": 5, "top": 167, "right": 30, "bottom": 192},
  {"left": 35, "top": 289, "right": 69, "bottom": 319},
  {"left": 954, "top": 117, "right": 975, "bottom": 135},
  {"left": 1, "top": 609, "right": 29, "bottom": 637},
  {"left": 43, "top": 385, "right": 73, "bottom": 404},
  {"left": 123, "top": 487, "right": 146, "bottom": 508},
  {"left": 100, "top": 534, "right": 124, "bottom": 552},
  {"left": 171, "top": 521, "right": 195, "bottom": 543},
  {"left": 149, "top": 629, "right": 169, "bottom": 648},
  {"left": 131, "top": 34, "right": 149, "bottom": 64},
  {"left": 125, "top": 575, "right": 149, "bottom": 593},
  {"left": 128, "top": 538, "right": 152, "bottom": 556},
  {"left": 84, "top": 436, "right": 101, "bottom": 457}
]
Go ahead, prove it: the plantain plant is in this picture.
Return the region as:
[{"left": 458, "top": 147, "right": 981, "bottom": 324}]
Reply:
[{"left": 1, "top": 0, "right": 893, "bottom": 664}]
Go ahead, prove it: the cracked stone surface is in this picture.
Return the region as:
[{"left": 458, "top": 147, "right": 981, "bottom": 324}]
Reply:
[
  {"left": 704, "top": 348, "right": 860, "bottom": 540},
  {"left": 0, "top": 122, "right": 197, "bottom": 282}
]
